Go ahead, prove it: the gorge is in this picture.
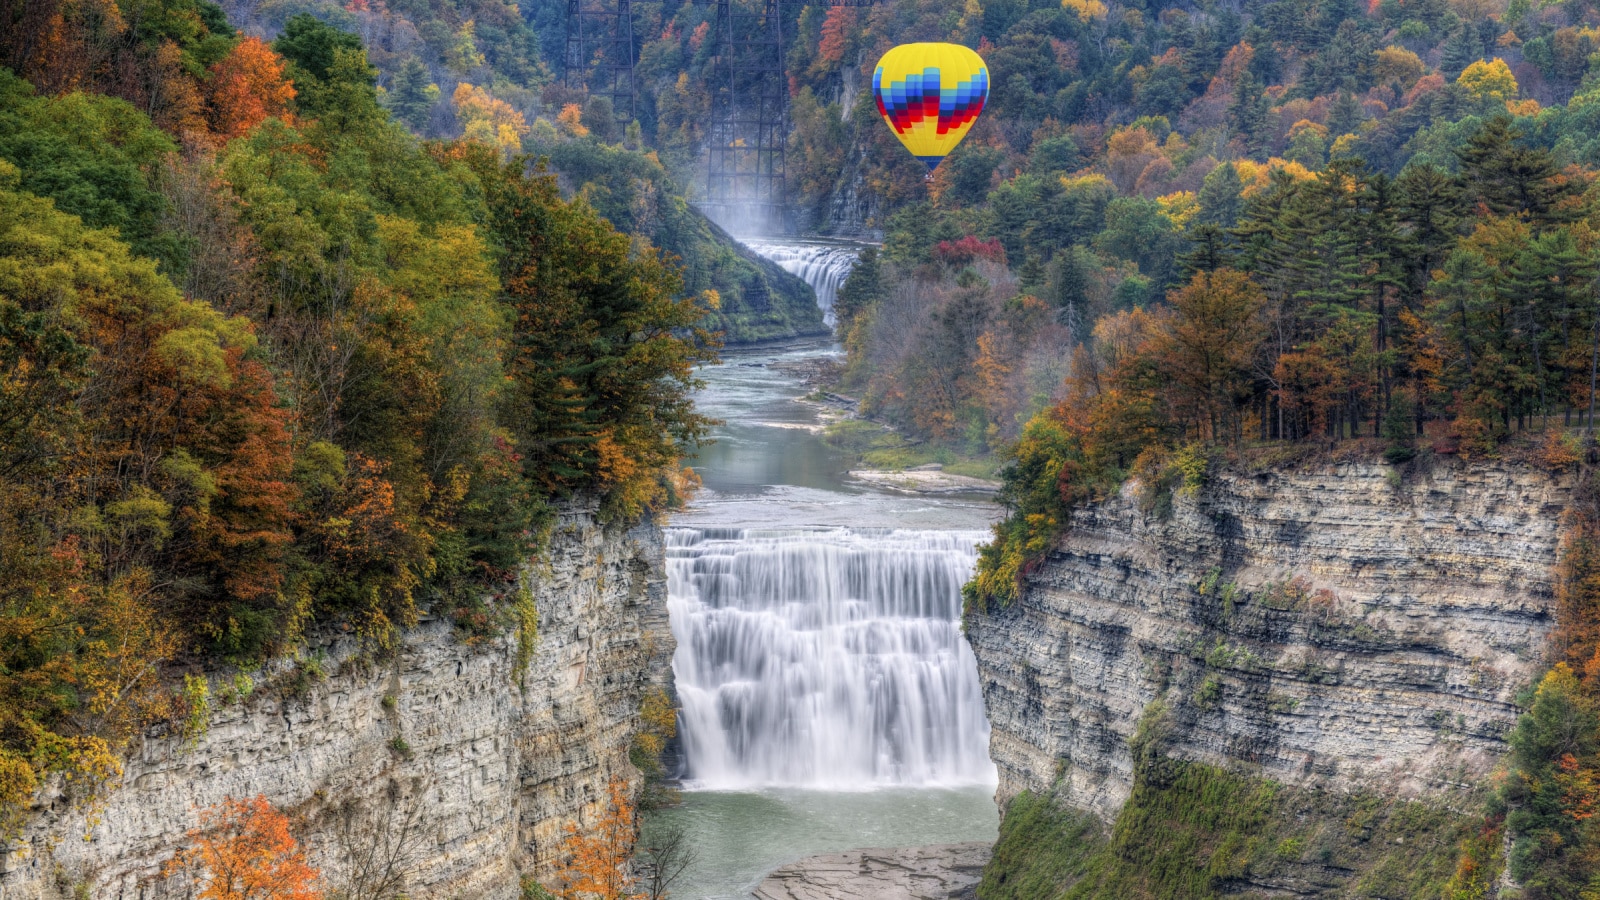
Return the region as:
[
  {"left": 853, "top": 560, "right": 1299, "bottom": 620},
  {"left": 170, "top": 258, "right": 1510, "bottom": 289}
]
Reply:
[
  {"left": 7, "top": 0, "right": 1600, "bottom": 893},
  {"left": 675, "top": 244, "right": 1578, "bottom": 899},
  {"left": 0, "top": 233, "right": 1577, "bottom": 900}
]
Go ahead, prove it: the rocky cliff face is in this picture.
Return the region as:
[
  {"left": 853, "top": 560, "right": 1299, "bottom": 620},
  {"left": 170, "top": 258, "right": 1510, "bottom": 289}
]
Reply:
[
  {"left": 968, "top": 461, "right": 1569, "bottom": 820},
  {"left": 820, "top": 154, "right": 884, "bottom": 242},
  {"left": 0, "top": 503, "right": 669, "bottom": 900}
]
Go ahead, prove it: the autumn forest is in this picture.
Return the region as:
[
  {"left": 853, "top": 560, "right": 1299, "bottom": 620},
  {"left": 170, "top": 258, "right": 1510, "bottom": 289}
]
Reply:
[
  {"left": 9, "top": 0, "right": 1600, "bottom": 894},
  {"left": 0, "top": 3, "right": 715, "bottom": 885}
]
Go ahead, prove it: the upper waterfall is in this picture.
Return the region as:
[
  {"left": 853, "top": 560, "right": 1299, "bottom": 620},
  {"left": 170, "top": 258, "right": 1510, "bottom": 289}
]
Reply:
[
  {"left": 745, "top": 242, "right": 861, "bottom": 327},
  {"left": 667, "top": 526, "right": 997, "bottom": 790}
]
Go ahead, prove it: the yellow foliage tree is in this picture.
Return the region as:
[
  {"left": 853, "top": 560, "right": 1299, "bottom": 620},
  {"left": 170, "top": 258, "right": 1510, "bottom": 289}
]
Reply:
[
  {"left": 1457, "top": 58, "right": 1518, "bottom": 105},
  {"left": 1372, "top": 46, "right": 1425, "bottom": 89},
  {"left": 1062, "top": 0, "right": 1107, "bottom": 22},
  {"left": 453, "top": 83, "right": 529, "bottom": 157},
  {"left": 1329, "top": 133, "right": 1361, "bottom": 158},
  {"left": 557, "top": 103, "right": 590, "bottom": 138},
  {"left": 1157, "top": 191, "right": 1198, "bottom": 230},
  {"left": 444, "top": 19, "right": 487, "bottom": 73},
  {"left": 1234, "top": 158, "right": 1314, "bottom": 196}
]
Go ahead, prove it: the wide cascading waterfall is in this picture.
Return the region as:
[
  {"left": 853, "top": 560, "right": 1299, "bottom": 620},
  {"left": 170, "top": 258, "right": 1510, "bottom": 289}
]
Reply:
[
  {"left": 667, "top": 527, "right": 996, "bottom": 790},
  {"left": 745, "top": 242, "right": 859, "bottom": 327}
]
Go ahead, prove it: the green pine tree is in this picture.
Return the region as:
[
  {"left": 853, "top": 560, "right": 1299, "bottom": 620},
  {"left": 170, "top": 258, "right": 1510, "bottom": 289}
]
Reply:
[
  {"left": 1457, "top": 117, "right": 1576, "bottom": 225},
  {"left": 1197, "top": 162, "right": 1244, "bottom": 229},
  {"left": 1228, "top": 75, "right": 1272, "bottom": 158},
  {"left": 387, "top": 57, "right": 439, "bottom": 132},
  {"left": 1178, "top": 224, "right": 1236, "bottom": 279},
  {"left": 835, "top": 246, "right": 884, "bottom": 330},
  {"left": 1394, "top": 163, "right": 1463, "bottom": 308},
  {"left": 1050, "top": 246, "right": 1095, "bottom": 336},
  {"left": 1439, "top": 26, "right": 1483, "bottom": 79},
  {"left": 1326, "top": 90, "right": 1365, "bottom": 140},
  {"left": 1017, "top": 253, "right": 1047, "bottom": 295}
]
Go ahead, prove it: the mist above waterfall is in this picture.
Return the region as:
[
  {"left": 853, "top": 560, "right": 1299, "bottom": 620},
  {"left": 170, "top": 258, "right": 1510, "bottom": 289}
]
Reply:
[{"left": 667, "top": 527, "right": 997, "bottom": 790}]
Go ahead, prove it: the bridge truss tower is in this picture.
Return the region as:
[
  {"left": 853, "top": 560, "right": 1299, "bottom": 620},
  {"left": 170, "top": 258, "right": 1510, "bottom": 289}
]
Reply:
[
  {"left": 563, "top": 0, "right": 637, "bottom": 124},
  {"left": 564, "top": 0, "right": 878, "bottom": 232},
  {"left": 700, "top": 0, "right": 788, "bottom": 229}
]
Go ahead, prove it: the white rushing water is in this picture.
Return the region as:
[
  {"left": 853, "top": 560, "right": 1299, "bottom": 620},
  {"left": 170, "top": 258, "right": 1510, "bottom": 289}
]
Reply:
[
  {"left": 744, "top": 241, "right": 860, "bottom": 327},
  {"left": 667, "top": 526, "right": 996, "bottom": 790}
]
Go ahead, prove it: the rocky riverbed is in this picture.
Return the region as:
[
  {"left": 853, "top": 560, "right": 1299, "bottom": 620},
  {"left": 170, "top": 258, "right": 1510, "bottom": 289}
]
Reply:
[{"left": 753, "top": 842, "right": 992, "bottom": 900}]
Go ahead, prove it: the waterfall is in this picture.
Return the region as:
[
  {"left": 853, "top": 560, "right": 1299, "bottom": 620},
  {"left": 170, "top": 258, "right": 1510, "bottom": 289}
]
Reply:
[
  {"left": 746, "top": 242, "right": 860, "bottom": 327},
  {"left": 667, "top": 527, "right": 997, "bottom": 790}
]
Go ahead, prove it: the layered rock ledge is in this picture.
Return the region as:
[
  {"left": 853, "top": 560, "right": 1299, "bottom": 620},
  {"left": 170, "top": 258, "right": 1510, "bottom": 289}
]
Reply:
[
  {"left": 1, "top": 503, "right": 670, "bottom": 900},
  {"left": 967, "top": 460, "right": 1570, "bottom": 818}
]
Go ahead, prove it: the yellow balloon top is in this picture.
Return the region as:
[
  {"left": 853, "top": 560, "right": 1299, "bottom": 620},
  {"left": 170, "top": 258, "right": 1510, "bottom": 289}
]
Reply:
[{"left": 873, "top": 43, "right": 990, "bottom": 172}]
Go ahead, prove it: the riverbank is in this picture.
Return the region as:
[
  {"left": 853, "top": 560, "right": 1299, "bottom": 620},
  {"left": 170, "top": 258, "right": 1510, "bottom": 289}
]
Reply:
[{"left": 848, "top": 464, "right": 1001, "bottom": 495}]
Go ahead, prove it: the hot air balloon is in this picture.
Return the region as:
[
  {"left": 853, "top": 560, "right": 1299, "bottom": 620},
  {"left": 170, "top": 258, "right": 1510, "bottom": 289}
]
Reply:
[{"left": 873, "top": 42, "right": 989, "bottom": 179}]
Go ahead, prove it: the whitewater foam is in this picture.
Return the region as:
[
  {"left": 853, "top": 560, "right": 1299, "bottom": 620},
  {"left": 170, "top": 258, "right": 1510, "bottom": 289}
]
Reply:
[{"left": 667, "top": 526, "right": 998, "bottom": 790}]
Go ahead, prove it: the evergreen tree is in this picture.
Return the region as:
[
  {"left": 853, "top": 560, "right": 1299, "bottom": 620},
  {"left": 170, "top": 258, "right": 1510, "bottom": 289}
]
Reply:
[
  {"left": 1457, "top": 117, "right": 1576, "bottom": 225},
  {"left": 1506, "top": 227, "right": 1593, "bottom": 421},
  {"left": 1233, "top": 169, "right": 1304, "bottom": 306},
  {"left": 1228, "top": 75, "right": 1272, "bottom": 157},
  {"left": 274, "top": 14, "right": 381, "bottom": 127},
  {"left": 1017, "top": 253, "right": 1047, "bottom": 295},
  {"left": 1439, "top": 25, "right": 1483, "bottom": 79},
  {"left": 835, "top": 246, "right": 884, "bottom": 330},
  {"left": 1050, "top": 245, "right": 1095, "bottom": 338},
  {"left": 1356, "top": 170, "right": 1403, "bottom": 422},
  {"left": 1394, "top": 163, "right": 1464, "bottom": 308},
  {"left": 1327, "top": 90, "right": 1366, "bottom": 139},
  {"left": 1197, "top": 162, "right": 1244, "bottom": 229},
  {"left": 1179, "top": 224, "right": 1236, "bottom": 279},
  {"left": 1292, "top": 158, "right": 1371, "bottom": 317},
  {"left": 274, "top": 13, "right": 365, "bottom": 83},
  {"left": 387, "top": 57, "right": 439, "bottom": 132}
]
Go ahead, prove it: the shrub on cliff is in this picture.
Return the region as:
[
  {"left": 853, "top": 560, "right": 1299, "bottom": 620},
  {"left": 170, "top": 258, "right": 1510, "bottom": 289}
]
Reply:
[
  {"left": 166, "top": 795, "right": 324, "bottom": 900},
  {"left": 1501, "top": 664, "right": 1600, "bottom": 895}
]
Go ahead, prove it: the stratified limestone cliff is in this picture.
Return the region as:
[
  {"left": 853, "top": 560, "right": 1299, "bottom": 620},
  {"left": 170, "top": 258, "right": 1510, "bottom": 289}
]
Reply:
[
  {"left": 0, "top": 503, "right": 669, "bottom": 900},
  {"left": 967, "top": 461, "right": 1570, "bottom": 820}
]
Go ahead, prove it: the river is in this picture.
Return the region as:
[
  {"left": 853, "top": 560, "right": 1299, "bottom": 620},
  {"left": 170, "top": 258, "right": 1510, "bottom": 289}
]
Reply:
[{"left": 646, "top": 245, "right": 1000, "bottom": 899}]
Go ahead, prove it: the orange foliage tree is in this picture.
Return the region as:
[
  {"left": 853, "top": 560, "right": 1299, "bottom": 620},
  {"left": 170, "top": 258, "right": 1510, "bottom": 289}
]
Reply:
[
  {"left": 168, "top": 795, "right": 323, "bottom": 900},
  {"left": 1156, "top": 268, "right": 1266, "bottom": 444},
  {"left": 552, "top": 778, "right": 643, "bottom": 900},
  {"left": 206, "top": 37, "right": 296, "bottom": 143},
  {"left": 814, "top": 6, "right": 857, "bottom": 71}
]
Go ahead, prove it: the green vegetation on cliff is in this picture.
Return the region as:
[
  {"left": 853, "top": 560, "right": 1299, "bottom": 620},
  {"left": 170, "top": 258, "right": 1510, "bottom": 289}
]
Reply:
[{"left": 981, "top": 761, "right": 1475, "bottom": 900}]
